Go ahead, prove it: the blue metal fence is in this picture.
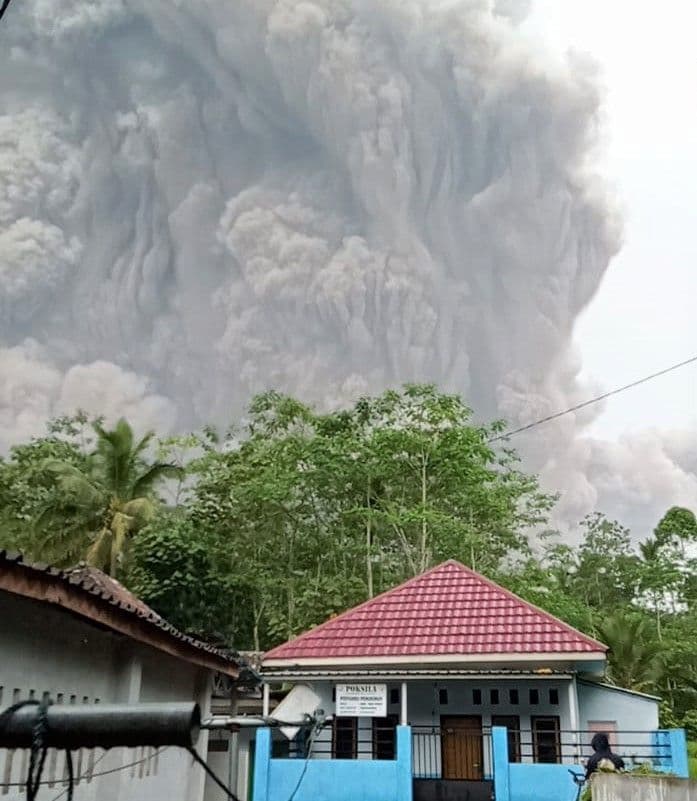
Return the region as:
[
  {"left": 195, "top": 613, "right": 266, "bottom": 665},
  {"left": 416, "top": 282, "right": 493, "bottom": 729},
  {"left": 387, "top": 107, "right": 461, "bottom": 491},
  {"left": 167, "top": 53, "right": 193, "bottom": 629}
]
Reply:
[{"left": 492, "top": 726, "right": 689, "bottom": 801}]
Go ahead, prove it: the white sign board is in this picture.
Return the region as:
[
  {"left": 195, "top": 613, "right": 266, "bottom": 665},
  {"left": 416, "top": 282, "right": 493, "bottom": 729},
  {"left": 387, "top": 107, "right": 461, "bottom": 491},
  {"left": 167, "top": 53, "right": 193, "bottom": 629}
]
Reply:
[{"left": 335, "top": 684, "right": 387, "bottom": 717}]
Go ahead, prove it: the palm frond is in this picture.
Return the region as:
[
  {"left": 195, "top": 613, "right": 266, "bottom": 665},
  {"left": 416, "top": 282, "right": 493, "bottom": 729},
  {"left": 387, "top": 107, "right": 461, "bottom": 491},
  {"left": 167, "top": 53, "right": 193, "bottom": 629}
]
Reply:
[{"left": 131, "top": 464, "right": 184, "bottom": 498}]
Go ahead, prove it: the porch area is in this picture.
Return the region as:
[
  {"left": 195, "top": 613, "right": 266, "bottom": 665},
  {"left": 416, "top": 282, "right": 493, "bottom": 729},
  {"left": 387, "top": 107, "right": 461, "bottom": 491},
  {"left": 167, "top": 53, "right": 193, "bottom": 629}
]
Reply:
[{"left": 252, "top": 723, "right": 689, "bottom": 801}]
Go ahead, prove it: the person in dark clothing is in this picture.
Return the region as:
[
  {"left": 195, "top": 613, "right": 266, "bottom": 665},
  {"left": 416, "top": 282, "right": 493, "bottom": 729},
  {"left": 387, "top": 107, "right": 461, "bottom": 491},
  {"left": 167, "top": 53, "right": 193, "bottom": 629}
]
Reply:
[{"left": 585, "top": 732, "right": 625, "bottom": 779}]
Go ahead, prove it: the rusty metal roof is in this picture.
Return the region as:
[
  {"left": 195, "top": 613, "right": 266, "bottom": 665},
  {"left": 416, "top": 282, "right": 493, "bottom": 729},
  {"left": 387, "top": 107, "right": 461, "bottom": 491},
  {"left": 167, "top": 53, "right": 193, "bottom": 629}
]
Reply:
[{"left": 0, "top": 550, "right": 244, "bottom": 676}]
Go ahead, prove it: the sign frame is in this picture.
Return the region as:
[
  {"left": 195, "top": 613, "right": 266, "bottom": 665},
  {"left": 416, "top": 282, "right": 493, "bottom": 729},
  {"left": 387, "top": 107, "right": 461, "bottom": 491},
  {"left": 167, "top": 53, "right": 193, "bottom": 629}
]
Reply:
[{"left": 334, "top": 683, "right": 388, "bottom": 718}]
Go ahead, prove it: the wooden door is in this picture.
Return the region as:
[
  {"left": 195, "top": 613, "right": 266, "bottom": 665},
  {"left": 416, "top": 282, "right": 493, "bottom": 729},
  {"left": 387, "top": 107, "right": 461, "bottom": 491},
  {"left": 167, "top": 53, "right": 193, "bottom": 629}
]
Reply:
[{"left": 441, "top": 716, "right": 483, "bottom": 780}]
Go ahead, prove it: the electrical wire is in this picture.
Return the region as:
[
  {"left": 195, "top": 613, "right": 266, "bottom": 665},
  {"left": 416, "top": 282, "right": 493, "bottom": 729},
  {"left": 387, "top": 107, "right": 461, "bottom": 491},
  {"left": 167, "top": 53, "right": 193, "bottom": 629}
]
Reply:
[
  {"left": 2, "top": 747, "right": 166, "bottom": 790},
  {"left": 488, "top": 353, "right": 697, "bottom": 443},
  {"left": 285, "top": 724, "right": 322, "bottom": 801},
  {"left": 47, "top": 749, "right": 167, "bottom": 801},
  {"left": 187, "top": 745, "right": 242, "bottom": 801},
  {"left": 0, "top": 0, "right": 14, "bottom": 22}
]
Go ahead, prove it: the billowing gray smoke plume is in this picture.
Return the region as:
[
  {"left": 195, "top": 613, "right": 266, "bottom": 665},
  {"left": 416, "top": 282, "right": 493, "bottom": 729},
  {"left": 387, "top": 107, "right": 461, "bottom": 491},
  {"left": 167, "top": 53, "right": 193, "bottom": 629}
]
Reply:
[{"left": 1, "top": 0, "right": 695, "bottom": 532}]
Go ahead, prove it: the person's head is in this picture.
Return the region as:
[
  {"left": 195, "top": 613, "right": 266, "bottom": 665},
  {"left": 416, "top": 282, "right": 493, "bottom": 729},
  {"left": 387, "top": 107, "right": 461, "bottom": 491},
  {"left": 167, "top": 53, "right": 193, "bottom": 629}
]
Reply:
[{"left": 591, "top": 732, "right": 610, "bottom": 753}]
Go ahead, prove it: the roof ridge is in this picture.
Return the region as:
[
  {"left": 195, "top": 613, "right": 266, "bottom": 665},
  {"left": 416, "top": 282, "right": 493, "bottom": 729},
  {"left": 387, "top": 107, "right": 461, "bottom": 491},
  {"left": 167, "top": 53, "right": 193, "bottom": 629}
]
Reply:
[{"left": 264, "top": 559, "right": 607, "bottom": 662}]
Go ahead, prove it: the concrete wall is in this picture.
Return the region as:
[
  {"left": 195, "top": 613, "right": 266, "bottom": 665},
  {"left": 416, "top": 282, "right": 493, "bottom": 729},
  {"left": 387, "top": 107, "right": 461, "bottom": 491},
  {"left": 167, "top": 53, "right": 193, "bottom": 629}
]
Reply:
[
  {"left": 577, "top": 681, "right": 660, "bottom": 767},
  {"left": 253, "top": 727, "right": 412, "bottom": 801},
  {"left": 593, "top": 773, "right": 697, "bottom": 801},
  {"left": 0, "top": 590, "right": 213, "bottom": 801}
]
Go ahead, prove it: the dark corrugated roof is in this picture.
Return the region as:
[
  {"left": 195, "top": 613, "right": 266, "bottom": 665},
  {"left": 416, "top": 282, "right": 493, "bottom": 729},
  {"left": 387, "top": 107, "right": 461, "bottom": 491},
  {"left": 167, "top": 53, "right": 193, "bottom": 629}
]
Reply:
[{"left": 0, "top": 550, "right": 242, "bottom": 669}]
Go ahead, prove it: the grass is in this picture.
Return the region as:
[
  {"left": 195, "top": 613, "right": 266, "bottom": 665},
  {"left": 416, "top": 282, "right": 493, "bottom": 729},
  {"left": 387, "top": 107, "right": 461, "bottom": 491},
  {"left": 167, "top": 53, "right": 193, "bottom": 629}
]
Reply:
[{"left": 688, "top": 741, "right": 697, "bottom": 779}]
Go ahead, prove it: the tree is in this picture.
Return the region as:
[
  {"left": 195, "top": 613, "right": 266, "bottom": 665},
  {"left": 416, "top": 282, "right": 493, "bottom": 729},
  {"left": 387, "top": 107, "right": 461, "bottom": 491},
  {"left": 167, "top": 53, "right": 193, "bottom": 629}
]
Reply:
[
  {"left": 185, "top": 385, "right": 554, "bottom": 647},
  {"left": 33, "top": 418, "right": 181, "bottom": 575},
  {"left": 655, "top": 506, "right": 697, "bottom": 549},
  {"left": 127, "top": 511, "right": 253, "bottom": 644},
  {"left": 562, "top": 513, "right": 640, "bottom": 610},
  {"left": 596, "top": 612, "right": 664, "bottom": 692},
  {"left": 0, "top": 414, "right": 93, "bottom": 556}
]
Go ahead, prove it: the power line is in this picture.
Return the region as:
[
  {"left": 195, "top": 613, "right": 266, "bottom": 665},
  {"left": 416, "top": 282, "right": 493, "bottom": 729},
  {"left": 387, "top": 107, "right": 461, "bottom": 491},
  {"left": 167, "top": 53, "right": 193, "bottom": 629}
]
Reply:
[
  {"left": 489, "top": 353, "right": 697, "bottom": 443},
  {"left": 3, "top": 747, "right": 166, "bottom": 790},
  {"left": 0, "top": 0, "right": 14, "bottom": 22},
  {"left": 187, "top": 746, "right": 242, "bottom": 801}
]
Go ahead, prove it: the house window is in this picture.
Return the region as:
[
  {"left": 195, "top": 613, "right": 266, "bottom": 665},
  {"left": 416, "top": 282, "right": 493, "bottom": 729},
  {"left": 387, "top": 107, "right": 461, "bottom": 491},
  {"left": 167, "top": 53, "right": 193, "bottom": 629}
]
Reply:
[
  {"left": 372, "top": 715, "right": 398, "bottom": 760},
  {"left": 439, "top": 689, "right": 449, "bottom": 705},
  {"left": 490, "top": 689, "right": 500, "bottom": 705},
  {"left": 332, "top": 718, "right": 357, "bottom": 759},
  {"left": 492, "top": 715, "right": 521, "bottom": 762},
  {"left": 472, "top": 689, "right": 482, "bottom": 705},
  {"left": 529, "top": 688, "right": 539, "bottom": 705},
  {"left": 549, "top": 688, "right": 559, "bottom": 705},
  {"left": 509, "top": 689, "right": 519, "bottom": 705},
  {"left": 532, "top": 716, "right": 561, "bottom": 764}
]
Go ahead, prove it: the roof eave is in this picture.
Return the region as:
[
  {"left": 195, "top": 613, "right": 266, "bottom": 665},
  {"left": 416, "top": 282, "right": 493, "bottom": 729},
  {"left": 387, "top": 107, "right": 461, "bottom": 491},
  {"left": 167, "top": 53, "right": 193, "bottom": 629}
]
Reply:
[
  {"left": 263, "top": 651, "right": 608, "bottom": 670},
  {"left": 1, "top": 553, "right": 241, "bottom": 678}
]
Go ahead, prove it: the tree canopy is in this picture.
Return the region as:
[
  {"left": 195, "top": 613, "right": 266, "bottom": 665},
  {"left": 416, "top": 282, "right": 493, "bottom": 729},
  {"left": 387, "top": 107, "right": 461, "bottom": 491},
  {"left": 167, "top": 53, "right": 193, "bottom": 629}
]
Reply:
[{"left": 1, "top": 385, "right": 695, "bottom": 736}]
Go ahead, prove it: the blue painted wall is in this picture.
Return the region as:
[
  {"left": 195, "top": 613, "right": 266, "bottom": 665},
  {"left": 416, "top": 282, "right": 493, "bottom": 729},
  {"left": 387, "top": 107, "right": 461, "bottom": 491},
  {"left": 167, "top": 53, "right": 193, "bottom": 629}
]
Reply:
[
  {"left": 253, "top": 726, "right": 412, "bottom": 801},
  {"left": 492, "top": 726, "right": 690, "bottom": 801}
]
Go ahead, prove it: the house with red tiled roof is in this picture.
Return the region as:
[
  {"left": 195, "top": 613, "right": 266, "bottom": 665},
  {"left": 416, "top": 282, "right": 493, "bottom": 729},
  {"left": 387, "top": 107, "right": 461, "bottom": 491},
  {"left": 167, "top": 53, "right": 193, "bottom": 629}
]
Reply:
[{"left": 251, "top": 561, "right": 688, "bottom": 801}]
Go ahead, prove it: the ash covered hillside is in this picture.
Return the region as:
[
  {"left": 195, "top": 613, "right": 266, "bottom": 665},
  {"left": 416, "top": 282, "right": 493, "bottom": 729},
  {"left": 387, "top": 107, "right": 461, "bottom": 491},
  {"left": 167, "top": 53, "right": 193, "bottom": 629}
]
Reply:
[{"left": 1, "top": 0, "right": 694, "bottom": 531}]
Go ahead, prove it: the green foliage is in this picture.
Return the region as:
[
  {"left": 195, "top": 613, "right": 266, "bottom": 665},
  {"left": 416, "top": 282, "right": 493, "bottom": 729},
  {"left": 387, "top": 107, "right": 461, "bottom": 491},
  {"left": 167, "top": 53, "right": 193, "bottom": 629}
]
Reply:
[
  {"left": 1, "top": 415, "right": 180, "bottom": 576},
  {"left": 2, "top": 387, "right": 696, "bottom": 734},
  {"left": 185, "top": 385, "right": 554, "bottom": 646},
  {"left": 596, "top": 613, "right": 664, "bottom": 692},
  {"left": 688, "top": 742, "right": 697, "bottom": 779},
  {"left": 126, "top": 511, "right": 251, "bottom": 644}
]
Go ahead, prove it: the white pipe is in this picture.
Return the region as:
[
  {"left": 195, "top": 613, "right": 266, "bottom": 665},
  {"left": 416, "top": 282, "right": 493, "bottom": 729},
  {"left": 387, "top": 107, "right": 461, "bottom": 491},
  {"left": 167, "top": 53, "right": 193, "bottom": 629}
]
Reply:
[
  {"left": 262, "top": 684, "right": 270, "bottom": 717},
  {"left": 400, "top": 682, "right": 408, "bottom": 726}
]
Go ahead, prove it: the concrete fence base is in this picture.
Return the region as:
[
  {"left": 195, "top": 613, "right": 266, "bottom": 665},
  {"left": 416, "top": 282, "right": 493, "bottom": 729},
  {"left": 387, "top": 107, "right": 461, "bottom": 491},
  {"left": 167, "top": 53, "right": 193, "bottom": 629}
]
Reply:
[{"left": 593, "top": 773, "right": 697, "bottom": 801}]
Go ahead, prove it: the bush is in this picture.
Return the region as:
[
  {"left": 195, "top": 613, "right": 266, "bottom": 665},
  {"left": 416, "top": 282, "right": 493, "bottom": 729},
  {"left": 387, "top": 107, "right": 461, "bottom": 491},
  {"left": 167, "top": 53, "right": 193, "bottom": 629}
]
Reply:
[
  {"left": 688, "top": 741, "right": 697, "bottom": 779},
  {"left": 581, "top": 763, "right": 678, "bottom": 800}
]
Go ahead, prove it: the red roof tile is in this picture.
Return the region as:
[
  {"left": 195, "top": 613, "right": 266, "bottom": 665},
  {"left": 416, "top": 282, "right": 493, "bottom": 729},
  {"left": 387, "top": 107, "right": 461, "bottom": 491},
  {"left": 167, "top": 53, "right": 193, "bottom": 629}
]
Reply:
[{"left": 264, "top": 560, "right": 606, "bottom": 662}]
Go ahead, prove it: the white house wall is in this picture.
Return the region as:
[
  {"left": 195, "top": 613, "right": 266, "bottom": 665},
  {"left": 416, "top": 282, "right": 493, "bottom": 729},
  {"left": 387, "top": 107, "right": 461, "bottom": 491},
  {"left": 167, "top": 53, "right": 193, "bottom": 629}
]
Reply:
[
  {"left": 577, "top": 681, "right": 659, "bottom": 766},
  {"left": 0, "top": 591, "right": 212, "bottom": 801},
  {"left": 273, "top": 678, "right": 575, "bottom": 773}
]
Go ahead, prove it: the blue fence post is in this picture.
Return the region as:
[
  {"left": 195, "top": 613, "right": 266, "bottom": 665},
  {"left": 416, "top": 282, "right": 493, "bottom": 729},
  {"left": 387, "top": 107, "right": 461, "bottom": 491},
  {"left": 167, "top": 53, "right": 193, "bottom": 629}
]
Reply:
[
  {"left": 492, "top": 727, "right": 510, "bottom": 801},
  {"left": 253, "top": 727, "right": 272, "bottom": 801},
  {"left": 668, "top": 729, "right": 689, "bottom": 779},
  {"left": 396, "top": 726, "right": 413, "bottom": 801},
  {"left": 652, "top": 730, "right": 669, "bottom": 773}
]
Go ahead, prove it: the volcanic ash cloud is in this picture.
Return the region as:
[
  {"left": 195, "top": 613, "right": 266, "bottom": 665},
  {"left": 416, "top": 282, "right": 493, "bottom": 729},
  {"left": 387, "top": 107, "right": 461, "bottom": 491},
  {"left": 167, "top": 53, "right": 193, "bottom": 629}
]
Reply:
[{"left": 1, "top": 0, "right": 694, "bottom": 530}]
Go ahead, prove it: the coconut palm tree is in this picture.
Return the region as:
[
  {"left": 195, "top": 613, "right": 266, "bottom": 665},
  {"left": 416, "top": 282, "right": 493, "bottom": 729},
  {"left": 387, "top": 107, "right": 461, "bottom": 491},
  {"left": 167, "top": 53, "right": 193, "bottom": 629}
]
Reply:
[
  {"left": 35, "top": 419, "right": 182, "bottom": 576},
  {"left": 596, "top": 613, "right": 665, "bottom": 693}
]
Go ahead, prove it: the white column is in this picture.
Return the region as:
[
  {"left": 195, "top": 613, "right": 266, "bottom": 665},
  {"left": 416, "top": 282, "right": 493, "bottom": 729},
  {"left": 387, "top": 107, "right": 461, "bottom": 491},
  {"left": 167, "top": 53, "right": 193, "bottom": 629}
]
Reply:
[
  {"left": 400, "top": 682, "right": 408, "bottom": 726},
  {"left": 262, "top": 683, "right": 270, "bottom": 717},
  {"left": 187, "top": 670, "right": 214, "bottom": 801},
  {"left": 568, "top": 677, "right": 580, "bottom": 761}
]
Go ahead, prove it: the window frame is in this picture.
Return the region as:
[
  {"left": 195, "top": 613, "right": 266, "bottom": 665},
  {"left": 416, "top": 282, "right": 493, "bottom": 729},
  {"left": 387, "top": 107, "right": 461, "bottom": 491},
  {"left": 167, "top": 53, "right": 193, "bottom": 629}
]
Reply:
[
  {"left": 491, "top": 715, "right": 521, "bottom": 763},
  {"left": 531, "top": 715, "right": 561, "bottom": 764},
  {"left": 372, "top": 715, "right": 399, "bottom": 760},
  {"left": 332, "top": 717, "right": 358, "bottom": 759}
]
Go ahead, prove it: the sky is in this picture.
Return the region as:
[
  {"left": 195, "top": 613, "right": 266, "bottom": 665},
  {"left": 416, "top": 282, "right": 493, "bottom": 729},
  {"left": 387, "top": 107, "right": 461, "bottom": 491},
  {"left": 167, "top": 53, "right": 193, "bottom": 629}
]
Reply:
[{"left": 526, "top": 0, "right": 697, "bottom": 439}]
